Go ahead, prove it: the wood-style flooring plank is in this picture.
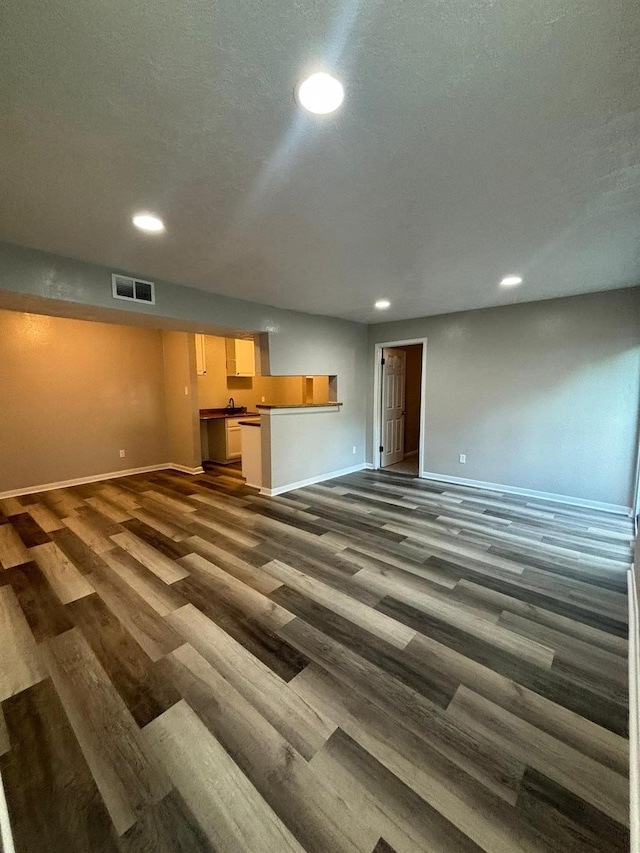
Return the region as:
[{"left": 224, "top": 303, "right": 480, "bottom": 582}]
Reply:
[
  {"left": 86, "top": 495, "right": 132, "bottom": 524},
  {"left": 0, "top": 680, "right": 120, "bottom": 853},
  {"left": 0, "top": 562, "right": 74, "bottom": 642},
  {"left": 0, "top": 524, "right": 30, "bottom": 569},
  {"left": 158, "top": 643, "right": 376, "bottom": 853},
  {"left": 9, "top": 513, "right": 51, "bottom": 548},
  {"left": 278, "top": 619, "right": 524, "bottom": 805},
  {"left": 87, "top": 558, "right": 184, "bottom": 662},
  {"left": 311, "top": 727, "right": 485, "bottom": 853},
  {"left": 173, "top": 571, "right": 310, "bottom": 681},
  {"left": 120, "top": 518, "right": 193, "bottom": 561},
  {"left": 25, "top": 501, "right": 65, "bottom": 533},
  {"left": 0, "top": 466, "right": 631, "bottom": 853},
  {"left": 117, "top": 789, "right": 214, "bottom": 852},
  {"left": 166, "top": 604, "right": 334, "bottom": 758},
  {"left": 101, "top": 547, "right": 187, "bottom": 616},
  {"left": 0, "top": 585, "right": 47, "bottom": 700},
  {"left": 264, "top": 559, "right": 416, "bottom": 649},
  {"left": 185, "top": 534, "right": 283, "bottom": 594},
  {"left": 515, "top": 767, "right": 629, "bottom": 853},
  {"left": 40, "top": 628, "right": 171, "bottom": 835},
  {"left": 111, "top": 530, "right": 190, "bottom": 584},
  {"left": 52, "top": 527, "right": 113, "bottom": 575},
  {"left": 30, "top": 541, "right": 94, "bottom": 604},
  {"left": 452, "top": 578, "right": 629, "bottom": 657},
  {"left": 291, "top": 664, "right": 552, "bottom": 853},
  {"left": 378, "top": 595, "right": 628, "bottom": 736},
  {"left": 144, "top": 700, "right": 306, "bottom": 852},
  {"left": 446, "top": 684, "right": 629, "bottom": 827},
  {"left": 67, "top": 593, "right": 181, "bottom": 727},
  {"left": 406, "top": 632, "right": 629, "bottom": 776},
  {"left": 62, "top": 509, "right": 118, "bottom": 554}
]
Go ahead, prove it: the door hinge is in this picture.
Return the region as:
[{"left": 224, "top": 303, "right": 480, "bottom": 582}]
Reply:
[
  {"left": 381, "top": 357, "right": 385, "bottom": 365},
  {"left": 379, "top": 445, "right": 384, "bottom": 453}
]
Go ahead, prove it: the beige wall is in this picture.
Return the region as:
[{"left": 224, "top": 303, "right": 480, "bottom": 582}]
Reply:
[
  {"left": 0, "top": 242, "right": 369, "bottom": 488},
  {"left": 162, "top": 331, "right": 201, "bottom": 471},
  {"left": 197, "top": 335, "right": 329, "bottom": 409},
  {"left": 0, "top": 310, "right": 169, "bottom": 492},
  {"left": 369, "top": 288, "right": 640, "bottom": 509}
]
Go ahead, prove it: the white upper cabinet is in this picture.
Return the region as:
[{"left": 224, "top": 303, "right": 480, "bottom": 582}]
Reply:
[
  {"left": 226, "top": 338, "right": 255, "bottom": 377},
  {"left": 195, "top": 334, "right": 207, "bottom": 375}
]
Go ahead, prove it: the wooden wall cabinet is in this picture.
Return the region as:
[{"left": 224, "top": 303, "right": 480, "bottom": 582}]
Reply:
[{"left": 226, "top": 338, "right": 255, "bottom": 377}]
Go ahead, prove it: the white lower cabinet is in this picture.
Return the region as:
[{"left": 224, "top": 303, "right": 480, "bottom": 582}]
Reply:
[
  {"left": 205, "top": 417, "right": 244, "bottom": 463},
  {"left": 225, "top": 422, "right": 242, "bottom": 459}
]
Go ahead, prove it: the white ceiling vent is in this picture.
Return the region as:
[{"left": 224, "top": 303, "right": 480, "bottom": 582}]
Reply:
[{"left": 111, "top": 273, "right": 155, "bottom": 305}]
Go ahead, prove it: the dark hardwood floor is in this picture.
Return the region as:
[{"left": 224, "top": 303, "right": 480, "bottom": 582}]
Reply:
[{"left": 0, "top": 466, "right": 632, "bottom": 851}]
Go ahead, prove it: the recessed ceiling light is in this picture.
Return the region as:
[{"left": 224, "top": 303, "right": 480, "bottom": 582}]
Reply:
[
  {"left": 375, "top": 299, "right": 391, "bottom": 310},
  {"left": 500, "top": 275, "right": 522, "bottom": 287},
  {"left": 132, "top": 213, "right": 165, "bottom": 233},
  {"left": 297, "top": 72, "right": 344, "bottom": 115}
]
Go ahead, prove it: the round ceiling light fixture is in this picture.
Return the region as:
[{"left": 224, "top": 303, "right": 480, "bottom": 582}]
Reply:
[
  {"left": 500, "top": 275, "right": 523, "bottom": 287},
  {"left": 297, "top": 72, "right": 344, "bottom": 114},
  {"left": 132, "top": 213, "right": 165, "bottom": 233},
  {"left": 375, "top": 299, "right": 391, "bottom": 310}
]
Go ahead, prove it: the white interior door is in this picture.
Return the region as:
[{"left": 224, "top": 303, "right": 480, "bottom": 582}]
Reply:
[{"left": 380, "top": 348, "right": 406, "bottom": 467}]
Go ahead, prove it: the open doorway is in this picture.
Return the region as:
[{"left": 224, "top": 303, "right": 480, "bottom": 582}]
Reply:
[{"left": 373, "top": 338, "right": 427, "bottom": 477}]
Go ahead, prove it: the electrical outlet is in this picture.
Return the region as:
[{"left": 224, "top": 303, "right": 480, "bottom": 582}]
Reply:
[
  {"left": 352, "top": 446, "right": 357, "bottom": 454},
  {"left": 184, "top": 386, "right": 189, "bottom": 395},
  {"left": 119, "top": 449, "right": 126, "bottom": 458},
  {"left": 261, "top": 396, "right": 266, "bottom": 402},
  {"left": 459, "top": 453, "right": 466, "bottom": 464}
]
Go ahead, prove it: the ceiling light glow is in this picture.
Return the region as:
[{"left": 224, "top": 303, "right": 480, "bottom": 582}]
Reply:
[
  {"left": 375, "top": 299, "right": 391, "bottom": 310},
  {"left": 297, "top": 72, "right": 344, "bottom": 115},
  {"left": 500, "top": 275, "right": 523, "bottom": 287},
  {"left": 132, "top": 213, "right": 165, "bottom": 233}
]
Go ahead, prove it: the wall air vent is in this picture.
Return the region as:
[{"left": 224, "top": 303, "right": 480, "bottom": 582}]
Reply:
[{"left": 111, "top": 274, "right": 156, "bottom": 305}]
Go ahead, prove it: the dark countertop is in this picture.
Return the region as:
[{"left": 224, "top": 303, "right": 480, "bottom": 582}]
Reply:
[
  {"left": 199, "top": 408, "right": 260, "bottom": 420},
  {"left": 256, "top": 403, "right": 342, "bottom": 409}
]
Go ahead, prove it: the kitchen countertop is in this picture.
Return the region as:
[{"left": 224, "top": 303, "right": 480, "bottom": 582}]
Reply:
[
  {"left": 255, "top": 403, "right": 342, "bottom": 409},
  {"left": 199, "top": 408, "right": 260, "bottom": 420}
]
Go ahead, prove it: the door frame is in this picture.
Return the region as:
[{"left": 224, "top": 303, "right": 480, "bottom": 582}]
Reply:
[{"left": 372, "top": 338, "right": 428, "bottom": 474}]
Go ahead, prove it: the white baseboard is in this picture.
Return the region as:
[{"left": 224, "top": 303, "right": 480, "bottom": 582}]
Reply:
[
  {"left": 0, "top": 463, "right": 202, "bottom": 499},
  {"left": 630, "top": 518, "right": 640, "bottom": 853},
  {"left": 629, "top": 567, "right": 639, "bottom": 853},
  {"left": 260, "top": 463, "right": 366, "bottom": 497},
  {"left": 364, "top": 462, "right": 375, "bottom": 470},
  {"left": 420, "top": 471, "right": 630, "bottom": 515},
  {"left": 168, "top": 464, "right": 204, "bottom": 476},
  {"left": 0, "top": 770, "right": 15, "bottom": 853}
]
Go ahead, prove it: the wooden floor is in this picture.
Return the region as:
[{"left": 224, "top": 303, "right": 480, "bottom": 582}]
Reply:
[{"left": 0, "top": 466, "right": 632, "bottom": 852}]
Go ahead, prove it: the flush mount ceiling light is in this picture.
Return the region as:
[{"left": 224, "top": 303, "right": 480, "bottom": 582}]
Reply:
[
  {"left": 500, "top": 275, "right": 523, "bottom": 287},
  {"left": 375, "top": 299, "right": 391, "bottom": 310},
  {"left": 297, "top": 72, "right": 344, "bottom": 114},
  {"left": 132, "top": 213, "right": 165, "bottom": 233}
]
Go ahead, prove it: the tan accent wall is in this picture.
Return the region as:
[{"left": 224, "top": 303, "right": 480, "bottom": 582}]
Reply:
[
  {"left": 397, "top": 344, "right": 422, "bottom": 454},
  {"left": 162, "top": 331, "right": 201, "bottom": 471},
  {"left": 197, "top": 335, "right": 329, "bottom": 409},
  {"left": 0, "top": 310, "right": 169, "bottom": 492}
]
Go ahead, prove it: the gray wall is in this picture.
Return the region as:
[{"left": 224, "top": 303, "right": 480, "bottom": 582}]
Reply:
[
  {"left": 369, "top": 288, "right": 640, "bottom": 509},
  {"left": 0, "top": 241, "right": 368, "bottom": 485}
]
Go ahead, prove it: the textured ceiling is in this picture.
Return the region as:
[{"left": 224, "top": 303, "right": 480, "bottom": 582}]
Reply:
[{"left": 1, "top": 0, "right": 639, "bottom": 322}]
